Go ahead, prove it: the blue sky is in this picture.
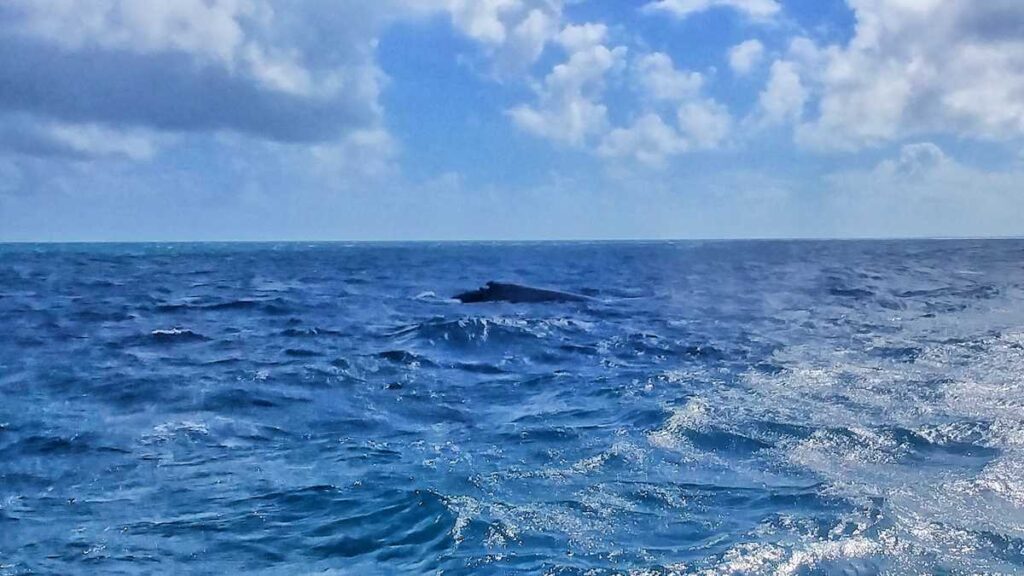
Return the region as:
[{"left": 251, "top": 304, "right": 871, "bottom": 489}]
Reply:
[{"left": 2, "top": 0, "right": 1024, "bottom": 241}]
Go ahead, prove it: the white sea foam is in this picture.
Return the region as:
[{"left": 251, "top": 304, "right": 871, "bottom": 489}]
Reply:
[{"left": 668, "top": 330, "right": 1024, "bottom": 573}]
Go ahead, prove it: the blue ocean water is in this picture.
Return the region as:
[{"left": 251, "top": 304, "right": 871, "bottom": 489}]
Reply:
[{"left": 2, "top": 240, "right": 1024, "bottom": 574}]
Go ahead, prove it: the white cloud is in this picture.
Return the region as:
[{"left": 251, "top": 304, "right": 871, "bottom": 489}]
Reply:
[
  {"left": 5, "top": 0, "right": 253, "bottom": 64},
  {"left": 884, "top": 142, "right": 948, "bottom": 176},
  {"left": 642, "top": 0, "right": 781, "bottom": 21},
  {"left": 0, "top": 0, "right": 569, "bottom": 149},
  {"left": 678, "top": 99, "right": 731, "bottom": 149},
  {"left": 0, "top": 0, "right": 571, "bottom": 174},
  {"left": 443, "top": 0, "right": 564, "bottom": 73},
  {"left": 509, "top": 34, "right": 734, "bottom": 165},
  {"left": 728, "top": 39, "right": 764, "bottom": 76},
  {"left": 502, "top": 8, "right": 560, "bottom": 70},
  {"left": 3, "top": 0, "right": 332, "bottom": 97},
  {"left": 508, "top": 28, "right": 627, "bottom": 146},
  {"left": 634, "top": 52, "right": 703, "bottom": 102},
  {"left": 598, "top": 113, "right": 688, "bottom": 166},
  {"left": 758, "top": 60, "right": 807, "bottom": 125},
  {"left": 557, "top": 22, "right": 608, "bottom": 52},
  {"left": 777, "top": 0, "right": 1024, "bottom": 150},
  {"left": 598, "top": 52, "right": 732, "bottom": 164},
  {"left": 45, "top": 122, "right": 157, "bottom": 161},
  {"left": 0, "top": 0, "right": 398, "bottom": 148},
  {"left": 309, "top": 128, "right": 399, "bottom": 184},
  {"left": 445, "top": 0, "right": 520, "bottom": 45},
  {"left": 0, "top": 114, "right": 157, "bottom": 160}
]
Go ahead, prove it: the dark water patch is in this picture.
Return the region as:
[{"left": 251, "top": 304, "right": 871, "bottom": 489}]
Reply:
[
  {"left": 394, "top": 398, "right": 475, "bottom": 426},
  {"left": 199, "top": 388, "right": 312, "bottom": 411},
  {"left": 683, "top": 428, "right": 775, "bottom": 456},
  {"left": 12, "top": 335, "right": 48, "bottom": 348},
  {"left": 898, "top": 285, "right": 999, "bottom": 300},
  {"left": 883, "top": 426, "right": 999, "bottom": 461},
  {"left": 559, "top": 343, "right": 600, "bottom": 356},
  {"left": 868, "top": 345, "right": 923, "bottom": 363},
  {"left": 512, "top": 407, "right": 607, "bottom": 427},
  {"left": 84, "top": 374, "right": 184, "bottom": 408},
  {"left": 975, "top": 529, "right": 1024, "bottom": 567},
  {"left": 126, "top": 510, "right": 261, "bottom": 538},
  {"left": 71, "top": 309, "right": 135, "bottom": 322},
  {"left": 829, "top": 286, "right": 875, "bottom": 299},
  {"left": 622, "top": 406, "right": 674, "bottom": 429},
  {"left": 748, "top": 419, "right": 818, "bottom": 442},
  {"left": 79, "top": 279, "right": 123, "bottom": 289},
  {"left": 306, "top": 489, "right": 454, "bottom": 561},
  {"left": 1, "top": 433, "right": 130, "bottom": 458},
  {"left": 306, "top": 416, "right": 391, "bottom": 438},
  {"left": 284, "top": 348, "right": 322, "bottom": 358},
  {"left": 153, "top": 297, "right": 295, "bottom": 315},
  {"left": 375, "top": 349, "right": 438, "bottom": 367}
]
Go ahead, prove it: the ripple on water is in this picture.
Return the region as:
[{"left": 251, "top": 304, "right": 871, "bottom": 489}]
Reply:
[{"left": 5, "top": 241, "right": 1024, "bottom": 573}]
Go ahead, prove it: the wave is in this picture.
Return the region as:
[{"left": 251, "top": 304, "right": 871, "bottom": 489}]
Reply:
[
  {"left": 149, "top": 328, "right": 209, "bottom": 342},
  {"left": 284, "top": 348, "right": 322, "bottom": 358},
  {"left": 829, "top": 286, "right": 876, "bottom": 299},
  {"left": 374, "top": 349, "right": 438, "bottom": 367},
  {"left": 123, "top": 485, "right": 456, "bottom": 568},
  {"left": 384, "top": 316, "right": 591, "bottom": 352},
  {"left": 2, "top": 433, "right": 130, "bottom": 458},
  {"left": 8, "top": 241, "right": 1024, "bottom": 573},
  {"left": 153, "top": 297, "right": 294, "bottom": 315},
  {"left": 279, "top": 326, "right": 344, "bottom": 338},
  {"left": 898, "top": 284, "right": 999, "bottom": 300}
]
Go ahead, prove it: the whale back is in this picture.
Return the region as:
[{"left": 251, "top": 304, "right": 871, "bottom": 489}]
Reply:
[{"left": 454, "top": 281, "right": 590, "bottom": 304}]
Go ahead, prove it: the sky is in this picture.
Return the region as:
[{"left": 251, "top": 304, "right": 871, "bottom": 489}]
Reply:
[{"left": 2, "top": 0, "right": 1024, "bottom": 241}]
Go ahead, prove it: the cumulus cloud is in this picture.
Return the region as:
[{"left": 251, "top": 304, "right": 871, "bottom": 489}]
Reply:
[
  {"left": 757, "top": 60, "right": 807, "bottom": 125},
  {"left": 598, "top": 113, "right": 688, "bottom": 166},
  {"left": 770, "top": 0, "right": 1024, "bottom": 150},
  {"left": 445, "top": 0, "right": 519, "bottom": 45},
  {"left": 633, "top": 52, "right": 703, "bottom": 102},
  {"left": 508, "top": 24, "right": 627, "bottom": 146},
  {"left": 0, "top": 114, "right": 157, "bottom": 161},
  {"left": 728, "top": 39, "right": 764, "bottom": 76},
  {"left": 885, "top": 142, "right": 949, "bottom": 176},
  {"left": 0, "top": 0, "right": 390, "bottom": 150},
  {"left": 642, "top": 0, "right": 781, "bottom": 21},
  {"left": 4, "top": 0, "right": 253, "bottom": 64},
  {"left": 596, "top": 52, "right": 731, "bottom": 165},
  {"left": 308, "top": 128, "right": 400, "bottom": 187},
  {"left": 444, "top": 0, "right": 564, "bottom": 74},
  {"left": 677, "top": 100, "right": 732, "bottom": 149},
  {"left": 0, "top": 0, "right": 576, "bottom": 168},
  {"left": 556, "top": 21, "right": 608, "bottom": 53}
]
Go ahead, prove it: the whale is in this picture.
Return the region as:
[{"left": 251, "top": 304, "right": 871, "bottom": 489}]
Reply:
[{"left": 453, "top": 281, "right": 592, "bottom": 304}]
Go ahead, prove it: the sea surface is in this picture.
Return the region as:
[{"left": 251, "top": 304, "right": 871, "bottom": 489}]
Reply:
[{"left": 3, "top": 240, "right": 1024, "bottom": 575}]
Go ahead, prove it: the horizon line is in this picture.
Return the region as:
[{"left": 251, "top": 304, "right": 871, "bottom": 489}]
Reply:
[{"left": 2, "top": 235, "right": 1024, "bottom": 245}]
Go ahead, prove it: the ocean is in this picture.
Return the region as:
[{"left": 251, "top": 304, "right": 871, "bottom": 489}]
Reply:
[{"left": 2, "top": 240, "right": 1024, "bottom": 574}]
